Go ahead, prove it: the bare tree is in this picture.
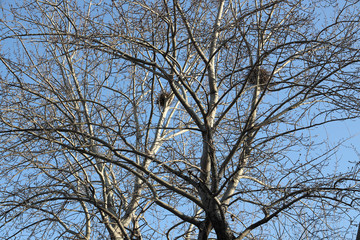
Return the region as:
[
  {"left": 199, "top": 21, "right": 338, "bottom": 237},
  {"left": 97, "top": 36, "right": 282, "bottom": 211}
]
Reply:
[{"left": 1, "top": 0, "right": 360, "bottom": 239}]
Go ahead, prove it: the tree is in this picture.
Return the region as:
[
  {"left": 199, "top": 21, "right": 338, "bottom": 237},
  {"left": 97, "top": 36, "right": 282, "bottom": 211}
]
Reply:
[{"left": 1, "top": 0, "right": 360, "bottom": 239}]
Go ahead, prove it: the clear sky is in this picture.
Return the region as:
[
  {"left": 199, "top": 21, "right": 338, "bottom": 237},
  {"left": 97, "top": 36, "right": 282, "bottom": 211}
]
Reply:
[{"left": 1, "top": 0, "right": 360, "bottom": 239}]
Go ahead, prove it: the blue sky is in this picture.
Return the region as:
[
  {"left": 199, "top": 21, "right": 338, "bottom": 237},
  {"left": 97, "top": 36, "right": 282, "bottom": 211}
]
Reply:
[{"left": 1, "top": 0, "right": 360, "bottom": 239}]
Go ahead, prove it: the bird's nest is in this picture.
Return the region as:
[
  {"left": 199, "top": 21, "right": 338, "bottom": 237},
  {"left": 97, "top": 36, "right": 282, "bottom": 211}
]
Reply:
[
  {"left": 248, "top": 68, "right": 271, "bottom": 89},
  {"left": 156, "top": 91, "right": 172, "bottom": 107}
]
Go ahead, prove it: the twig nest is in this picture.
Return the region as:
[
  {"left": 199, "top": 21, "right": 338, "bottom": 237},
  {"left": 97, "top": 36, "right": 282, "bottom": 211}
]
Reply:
[
  {"left": 248, "top": 68, "right": 271, "bottom": 89},
  {"left": 156, "top": 91, "right": 172, "bottom": 108}
]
